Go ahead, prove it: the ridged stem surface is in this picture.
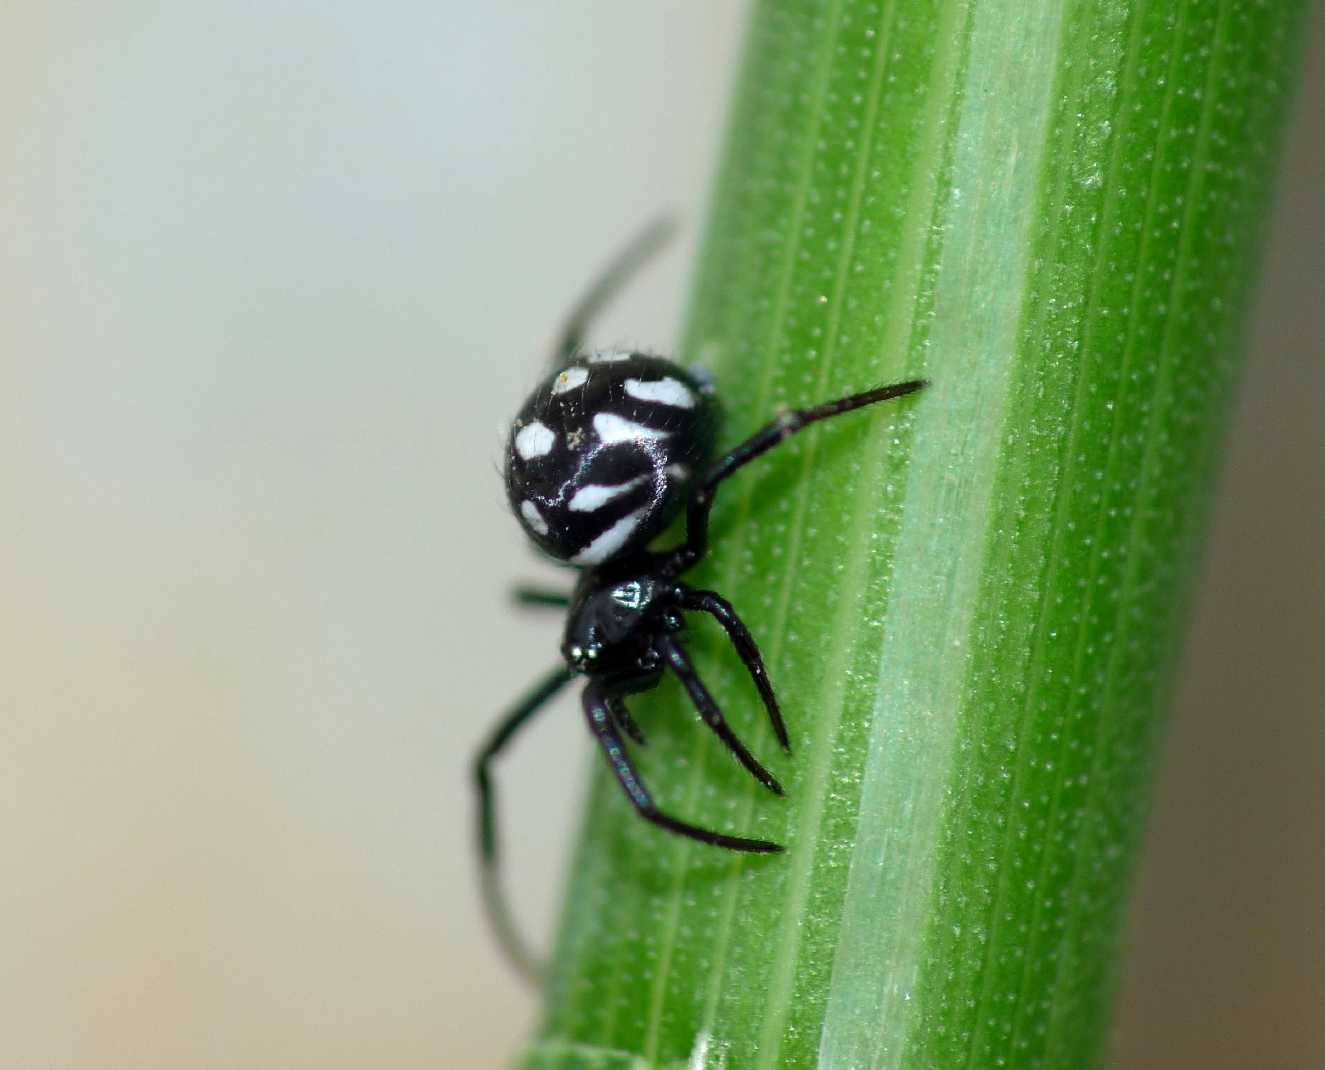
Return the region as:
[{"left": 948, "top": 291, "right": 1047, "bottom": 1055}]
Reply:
[{"left": 522, "top": 1, "right": 1309, "bottom": 1066}]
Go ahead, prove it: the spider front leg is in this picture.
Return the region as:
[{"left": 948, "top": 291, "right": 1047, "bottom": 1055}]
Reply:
[
  {"left": 679, "top": 587, "right": 789, "bottom": 752},
  {"left": 658, "top": 636, "right": 783, "bottom": 796},
  {"left": 608, "top": 694, "right": 647, "bottom": 746},
  {"left": 664, "top": 378, "right": 927, "bottom": 576},
  {"left": 583, "top": 683, "right": 782, "bottom": 853},
  {"left": 510, "top": 584, "right": 571, "bottom": 610},
  {"left": 473, "top": 664, "right": 574, "bottom": 982}
]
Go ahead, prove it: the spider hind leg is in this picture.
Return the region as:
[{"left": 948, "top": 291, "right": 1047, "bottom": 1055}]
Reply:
[
  {"left": 554, "top": 217, "right": 676, "bottom": 362},
  {"left": 664, "top": 378, "right": 927, "bottom": 576}
]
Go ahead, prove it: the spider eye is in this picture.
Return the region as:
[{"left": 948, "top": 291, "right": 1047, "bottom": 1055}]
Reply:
[{"left": 565, "top": 643, "right": 599, "bottom": 672}]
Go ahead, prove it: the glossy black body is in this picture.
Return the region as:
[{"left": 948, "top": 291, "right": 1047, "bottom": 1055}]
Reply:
[{"left": 473, "top": 221, "right": 927, "bottom": 979}]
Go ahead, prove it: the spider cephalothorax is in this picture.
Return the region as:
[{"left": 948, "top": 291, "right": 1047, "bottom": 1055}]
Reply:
[
  {"left": 473, "top": 222, "right": 925, "bottom": 977},
  {"left": 559, "top": 568, "right": 677, "bottom": 682}
]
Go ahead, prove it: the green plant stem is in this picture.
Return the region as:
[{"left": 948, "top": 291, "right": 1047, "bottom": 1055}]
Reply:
[{"left": 521, "top": 1, "right": 1309, "bottom": 1067}]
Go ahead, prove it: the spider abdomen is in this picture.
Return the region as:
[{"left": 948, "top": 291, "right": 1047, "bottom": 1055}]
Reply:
[{"left": 506, "top": 351, "right": 717, "bottom": 565}]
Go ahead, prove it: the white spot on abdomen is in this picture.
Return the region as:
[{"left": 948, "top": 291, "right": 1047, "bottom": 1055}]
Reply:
[
  {"left": 551, "top": 366, "right": 589, "bottom": 394},
  {"left": 520, "top": 499, "right": 549, "bottom": 535},
  {"left": 625, "top": 377, "right": 695, "bottom": 408},
  {"left": 568, "top": 475, "right": 648, "bottom": 513},
  {"left": 593, "top": 412, "right": 669, "bottom": 444},
  {"left": 514, "top": 421, "right": 556, "bottom": 459},
  {"left": 571, "top": 509, "right": 646, "bottom": 565}
]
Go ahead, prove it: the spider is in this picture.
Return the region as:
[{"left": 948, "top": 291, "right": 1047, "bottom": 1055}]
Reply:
[{"left": 474, "top": 221, "right": 925, "bottom": 976}]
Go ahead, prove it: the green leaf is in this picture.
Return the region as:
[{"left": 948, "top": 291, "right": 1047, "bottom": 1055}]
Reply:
[{"left": 521, "top": 1, "right": 1309, "bottom": 1066}]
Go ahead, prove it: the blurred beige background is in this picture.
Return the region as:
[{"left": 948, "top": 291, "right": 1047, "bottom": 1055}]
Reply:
[{"left": 1, "top": 3, "right": 1319, "bottom": 1068}]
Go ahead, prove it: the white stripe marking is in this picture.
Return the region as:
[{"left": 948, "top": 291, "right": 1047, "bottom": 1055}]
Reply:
[
  {"left": 513, "top": 421, "right": 556, "bottom": 459},
  {"left": 593, "top": 411, "right": 669, "bottom": 445},
  {"left": 571, "top": 509, "right": 646, "bottom": 565},
  {"left": 625, "top": 377, "right": 695, "bottom": 409},
  {"left": 520, "top": 500, "right": 549, "bottom": 535},
  {"left": 568, "top": 475, "right": 648, "bottom": 513},
  {"left": 551, "top": 366, "right": 589, "bottom": 394}
]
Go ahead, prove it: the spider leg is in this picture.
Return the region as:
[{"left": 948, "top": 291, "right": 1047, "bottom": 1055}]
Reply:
[
  {"left": 583, "top": 683, "right": 781, "bottom": 853},
  {"left": 659, "top": 636, "right": 783, "bottom": 796},
  {"left": 679, "top": 587, "right": 789, "bottom": 753},
  {"left": 473, "top": 664, "right": 574, "bottom": 982},
  {"left": 553, "top": 216, "right": 676, "bottom": 362},
  {"left": 664, "top": 379, "right": 927, "bottom": 575},
  {"left": 607, "top": 695, "right": 647, "bottom": 746},
  {"left": 511, "top": 584, "right": 572, "bottom": 610}
]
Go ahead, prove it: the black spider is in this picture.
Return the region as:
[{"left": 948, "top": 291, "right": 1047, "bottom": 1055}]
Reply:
[{"left": 475, "top": 221, "right": 925, "bottom": 976}]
